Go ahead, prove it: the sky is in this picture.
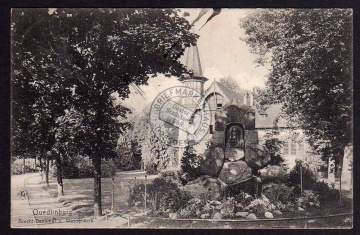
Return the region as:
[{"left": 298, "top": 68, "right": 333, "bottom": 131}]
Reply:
[{"left": 121, "top": 9, "right": 271, "bottom": 113}]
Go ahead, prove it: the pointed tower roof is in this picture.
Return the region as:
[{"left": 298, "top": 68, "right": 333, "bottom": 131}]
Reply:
[{"left": 179, "top": 28, "right": 208, "bottom": 82}]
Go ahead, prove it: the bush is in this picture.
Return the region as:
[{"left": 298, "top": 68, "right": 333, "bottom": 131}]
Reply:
[
  {"left": 101, "top": 160, "right": 117, "bottom": 177},
  {"left": 128, "top": 183, "right": 145, "bottom": 209},
  {"left": 311, "top": 181, "right": 339, "bottom": 204},
  {"left": 287, "top": 160, "right": 317, "bottom": 195},
  {"left": 296, "top": 190, "right": 320, "bottom": 208},
  {"left": 234, "top": 191, "right": 254, "bottom": 206},
  {"left": 12, "top": 158, "right": 39, "bottom": 175},
  {"left": 159, "top": 170, "right": 184, "bottom": 184},
  {"left": 178, "top": 198, "right": 204, "bottom": 219},
  {"left": 145, "top": 162, "right": 158, "bottom": 175},
  {"left": 128, "top": 177, "right": 190, "bottom": 213},
  {"left": 287, "top": 160, "right": 340, "bottom": 205},
  {"left": 180, "top": 146, "right": 202, "bottom": 185},
  {"left": 265, "top": 138, "right": 285, "bottom": 167},
  {"left": 262, "top": 183, "right": 295, "bottom": 205},
  {"left": 58, "top": 155, "right": 116, "bottom": 179},
  {"left": 245, "top": 195, "right": 270, "bottom": 216}
]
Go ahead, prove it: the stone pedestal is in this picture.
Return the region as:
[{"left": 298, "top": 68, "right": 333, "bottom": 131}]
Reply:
[
  {"left": 219, "top": 161, "right": 253, "bottom": 185},
  {"left": 225, "top": 148, "right": 245, "bottom": 162}
]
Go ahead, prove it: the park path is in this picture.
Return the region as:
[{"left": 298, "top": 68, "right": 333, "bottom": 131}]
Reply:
[
  {"left": 11, "top": 173, "right": 40, "bottom": 228},
  {"left": 11, "top": 171, "right": 152, "bottom": 228},
  {"left": 11, "top": 172, "right": 76, "bottom": 228}
]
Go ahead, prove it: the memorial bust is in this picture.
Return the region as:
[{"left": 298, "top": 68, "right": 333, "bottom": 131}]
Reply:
[{"left": 226, "top": 125, "right": 244, "bottom": 149}]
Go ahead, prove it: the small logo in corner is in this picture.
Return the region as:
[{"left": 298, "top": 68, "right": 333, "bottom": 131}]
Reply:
[{"left": 17, "top": 188, "right": 28, "bottom": 200}]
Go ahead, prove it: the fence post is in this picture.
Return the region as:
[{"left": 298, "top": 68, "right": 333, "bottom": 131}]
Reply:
[
  {"left": 127, "top": 214, "right": 130, "bottom": 227},
  {"left": 145, "top": 174, "right": 147, "bottom": 212},
  {"left": 300, "top": 165, "right": 303, "bottom": 197},
  {"left": 111, "top": 177, "right": 114, "bottom": 211}
]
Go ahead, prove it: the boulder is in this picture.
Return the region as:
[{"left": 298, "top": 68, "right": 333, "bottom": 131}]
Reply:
[
  {"left": 273, "top": 210, "right": 283, "bottom": 215},
  {"left": 245, "top": 130, "right": 259, "bottom": 146},
  {"left": 199, "top": 147, "right": 224, "bottom": 177},
  {"left": 169, "top": 213, "right": 177, "bottom": 219},
  {"left": 184, "top": 175, "right": 223, "bottom": 201},
  {"left": 210, "top": 130, "right": 225, "bottom": 147},
  {"left": 200, "top": 213, "right": 210, "bottom": 219},
  {"left": 219, "top": 161, "right": 253, "bottom": 185},
  {"left": 235, "top": 212, "right": 249, "bottom": 218},
  {"left": 213, "top": 212, "right": 223, "bottom": 220},
  {"left": 298, "top": 207, "right": 305, "bottom": 211},
  {"left": 245, "top": 145, "right": 271, "bottom": 169},
  {"left": 259, "top": 165, "right": 288, "bottom": 183},
  {"left": 246, "top": 213, "right": 257, "bottom": 220},
  {"left": 179, "top": 210, "right": 192, "bottom": 218},
  {"left": 225, "top": 148, "right": 245, "bottom": 162},
  {"left": 264, "top": 212, "right": 274, "bottom": 219}
]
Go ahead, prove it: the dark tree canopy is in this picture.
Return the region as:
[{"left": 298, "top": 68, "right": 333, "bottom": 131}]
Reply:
[
  {"left": 11, "top": 8, "right": 198, "bottom": 216},
  {"left": 241, "top": 9, "right": 353, "bottom": 160}
]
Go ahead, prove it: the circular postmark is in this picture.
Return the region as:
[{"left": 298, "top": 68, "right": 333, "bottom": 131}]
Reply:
[{"left": 150, "top": 86, "right": 211, "bottom": 148}]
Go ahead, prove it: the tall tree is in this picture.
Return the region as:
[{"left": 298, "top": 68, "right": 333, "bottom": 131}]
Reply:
[
  {"left": 131, "top": 106, "right": 178, "bottom": 173},
  {"left": 241, "top": 9, "right": 353, "bottom": 166},
  {"left": 12, "top": 8, "right": 197, "bottom": 217},
  {"left": 219, "top": 75, "right": 242, "bottom": 94},
  {"left": 11, "top": 9, "right": 73, "bottom": 185}
]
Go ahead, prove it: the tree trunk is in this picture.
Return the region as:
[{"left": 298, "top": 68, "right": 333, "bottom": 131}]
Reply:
[
  {"left": 39, "top": 155, "right": 43, "bottom": 181},
  {"left": 338, "top": 149, "right": 344, "bottom": 206},
  {"left": 93, "top": 156, "right": 102, "bottom": 217},
  {"left": 23, "top": 156, "right": 26, "bottom": 174},
  {"left": 46, "top": 156, "right": 50, "bottom": 187},
  {"left": 34, "top": 157, "right": 36, "bottom": 169},
  {"left": 56, "top": 150, "right": 64, "bottom": 197}
]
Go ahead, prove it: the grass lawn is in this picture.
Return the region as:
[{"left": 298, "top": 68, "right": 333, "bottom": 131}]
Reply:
[{"left": 43, "top": 171, "right": 155, "bottom": 217}]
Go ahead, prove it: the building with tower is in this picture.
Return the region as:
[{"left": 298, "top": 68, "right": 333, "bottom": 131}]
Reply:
[{"left": 174, "top": 40, "right": 315, "bottom": 171}]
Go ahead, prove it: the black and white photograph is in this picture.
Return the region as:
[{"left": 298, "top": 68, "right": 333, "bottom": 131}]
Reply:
[{"left": 10, "top": 8, "right": 353, "bottom": 229}]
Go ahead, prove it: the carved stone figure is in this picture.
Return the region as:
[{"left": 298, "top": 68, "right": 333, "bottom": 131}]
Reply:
[{"left": 226, "top": 125, "right": 244, "bottom": 149}]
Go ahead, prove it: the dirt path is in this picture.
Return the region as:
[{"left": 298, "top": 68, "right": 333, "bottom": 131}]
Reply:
[
  {"left": 11, "top": 172, "right": 136, "bottom": 228},
  {"left": 11, "top": 173, "right": 40, "bottom": 228}
]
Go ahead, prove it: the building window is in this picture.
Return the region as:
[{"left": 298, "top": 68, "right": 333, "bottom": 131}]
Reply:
[
  {"left": 291, "top": 141, "right": 297, "bottom": 155},
  {"left": 246, "top": 93, "right": 250, "bottom": 106},
  {"left": 217, "top": 103, "right": 222, "bottom": 109},
  {"left": 298, "top": 142, "right": 304, "bottom": 156},
  {"left": 283, "top": 139, "right": 305, "bottom": 156},
  {"left": 209, "top": 125, "right": 213, "bottom": 134},
  {"left": 283, "top": 141, "right": 289, "bottom": 155}
]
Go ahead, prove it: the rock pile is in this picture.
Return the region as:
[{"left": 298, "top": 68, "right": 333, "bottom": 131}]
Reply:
[{"left": 184, "top": 102, "right": 271, "bottom": 200}]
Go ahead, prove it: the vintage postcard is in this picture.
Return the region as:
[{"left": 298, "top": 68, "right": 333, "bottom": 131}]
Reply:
[{"left": 11, "top": 8, "right": 353, "bottom": 228}]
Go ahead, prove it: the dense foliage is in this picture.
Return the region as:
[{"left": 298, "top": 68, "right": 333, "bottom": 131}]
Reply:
[
  {"left": 286, "top": 160, "right": 339, "bottom": 204},
  {"left": 128, "top": 177, "right": 190, "bottom": 213},
  {"left": 54, "top": 155, "right": 116, "bottom": 179},
  {"left": 120, "top": 106, "right": 179, "bottom": 174},
  {"left": 241, "top": 9, "right": 353, "bottom": 164},
  {"left": 265, "top": 138, "right": 285, "bottom": 167},
  {"left": 179, "top": 146, "right": 203, "bottom": 185}
]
